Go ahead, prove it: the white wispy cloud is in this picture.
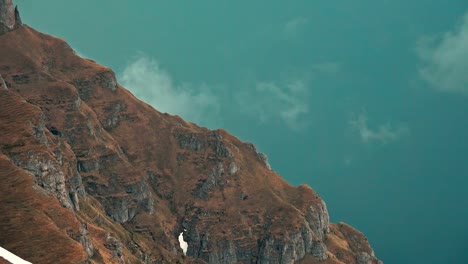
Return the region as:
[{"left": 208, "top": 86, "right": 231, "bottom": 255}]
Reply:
[
  {"left": 311, "top": 62, "right": 342, "bottom": 74},
  {"left": 119, "top": 56, "right": 220, "bottom": 127},
  {"left": 284, "top": 17, "right": 309, "bottom": 36},
  {"left": 120, "top": 56, "right": 311, "bottom": 131},
  {"left": 417, "top": 11, "right": 468, "bottom": 94},
  {"left": 237, "top": 80, "right": 309, "bottom": 130},
  {"left": 349, "top": 111, "right": 409, "bottom": 144}
]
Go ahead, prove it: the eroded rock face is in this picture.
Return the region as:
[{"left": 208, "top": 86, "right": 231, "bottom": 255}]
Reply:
[
  {"left": 0, "top": 0, "right": 21, "bottom": 34},
  {"left": 194, "top": 163, "right": 225, "bottom": 200},
  {"left": 76, "top": 226, "right": 95, "bottom": 258},
  {"left": 305, "top": 200, "right": 330, "bottom": 241},
  {"left": 182, "top": 220, "right": 329, "bottom": 264},
  {"left": 12, "top": 151, "right": 74, "bottom": 209},
  {"left": 104, "top": 233, "right": 124, "bottom": 263},
  {"left": 246, "top": 143, "right": 272, "bottom": 170},
  {"left": 257, "top": 227, "right": 328, "bottom": 264},
  {"left": 176, "top": 130, "right": 234, "bottom": 158}
]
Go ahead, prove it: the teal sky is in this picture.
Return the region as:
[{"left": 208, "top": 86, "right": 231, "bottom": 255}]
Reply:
[{"left": 15, "top": 1, "right": 468, "bottom": 263}]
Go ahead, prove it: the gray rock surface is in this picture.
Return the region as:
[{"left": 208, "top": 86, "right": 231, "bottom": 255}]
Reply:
[
  {"left": 104, "top": 195, "right": 136, "bottom": 223},
  {"left": 104, "top": 233, "right": 124, "bottom": 263},
  {"left": 246, "top": 143, "right": 272, "bottom": 170},
  {"left": 100, "top": 176, "right": 154, "bottom": 223},
  {"left": 177, "top": 133, "right": 204, "bottom": 151},
  {"left": 97, "top": 71, "right": 117, "bottom": 91},
  {"left": 305, "top": 200, "right": 330, "bottom": 240},
  {"left": 257, "top": 152, "right": 272, "bottom": 170},
  {"left": 13, "top": 152, "right": 74, "bottom": 209},
  {"left": 182, "top": 210, "right": 331, "bottom": 263},
  {"left": 210, "top": 131, "right": 233, "bottom": 158},
  {"left": 77, "top": 226, "right": 95, "bottom": 258},
  {"left": 227, "top": 162, "right": 239, "bottom": 175},
  {"left": 0, "top": 0, "right": 21, "bottom": 34},
  {"left": 357, "top": 251, "right": 374, "bottom": 264},
  {"left": 256, "top": 223, "right": 328, "bottom": 264},
  {"left": 209, "top": 230, "right": 324, "bottom": 263},
  {"left": 195, "top": 163, "right": 225, "bottom": 199},
  {"left": 30, "top": 113, "right": 48, "bottom": 145}
]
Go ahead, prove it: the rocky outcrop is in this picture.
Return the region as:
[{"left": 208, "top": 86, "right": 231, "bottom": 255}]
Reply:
[
  {"left": 102, "top": 178, "right": 154, "bottom": 223},
  {"left": 181, "top": 220, "right": 329, "bottom": 264},
  {"left": 0, "top": 0, "right": 21, "bottom": 35},
  {"left": 12, "top": 151, "right": 74, "bottom": 209},
  {"left": 104, "top": 233, "right": 124, "bottom": 263},
  {"left": 256, "top": 225, "right": 328, "bottom": 264},
  {"left": 175, "top": 130, "right": 233, "bottom": 158},
  {"left": 194, "top": 162, "right": 226, "bottom": 200},
  {"left": 305, "top": 200, "right": 330, "bottom": 241},
  {"left": 246, "top": 143, "right": 272, "bottom": 170},
  {"left": 75, "top": 226, "right": 95, "bottom": 258},
  {"left": 177, "top": 133, "right": 204, "bottom": 151}
]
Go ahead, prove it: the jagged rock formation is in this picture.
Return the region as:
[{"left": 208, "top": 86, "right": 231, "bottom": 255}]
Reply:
[
  {"left": 0, "top": 0, "right": 21, "bottom": 35},
  {"left": 0, "top": 3, "right": 382, "bottom": 264}
]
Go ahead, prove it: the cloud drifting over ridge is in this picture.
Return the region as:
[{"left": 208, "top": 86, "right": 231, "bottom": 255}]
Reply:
[
  {"left": 417, "top": 11, "right": 468, "bottom": 94},
  {"left": 120, "top": 56, "right": 220, "bottom": 127},
  {"left": 120, "top": 56, "right": 311, "bottom": 130},
  {"left": 349, "top": 112, "right": 409, "bottom": 144}
]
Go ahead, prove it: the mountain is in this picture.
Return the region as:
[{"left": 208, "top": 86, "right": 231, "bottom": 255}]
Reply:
[{"left": 0, "top": 1, "right": 382, "bottom": 263}]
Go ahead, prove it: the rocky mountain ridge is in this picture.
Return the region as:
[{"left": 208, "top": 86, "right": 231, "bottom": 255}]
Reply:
[{"left": 0, "top": 2, "right": 382, "bottom": 263}]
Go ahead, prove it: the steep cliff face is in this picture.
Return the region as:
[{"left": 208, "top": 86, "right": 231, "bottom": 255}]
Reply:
[{"left": 0, "top": 5, "right": 382, "bottom": 264}]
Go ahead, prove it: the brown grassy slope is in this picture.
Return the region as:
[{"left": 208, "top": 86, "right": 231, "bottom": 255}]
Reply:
[{"left": 0, "top": 257, "right": 12, "bottom": 264}]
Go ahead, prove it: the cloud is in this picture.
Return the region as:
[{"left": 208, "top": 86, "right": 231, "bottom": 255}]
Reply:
[
  {"left": 120, "top": 56, "right": 309, "bottom": 131},
  {"left": 119, "top": 56, "right": 220, "bottom": 127},
  {"left": 284, "top": 17, "right": 309, "bottom": 36},
  {"left": 417, "top": 11, "right": 468, "bottom": 94},
  {"left": 349, "top": 111, "right": 409, "bottom": 144},
  {"left": 311, "top": 62, "right": 342, "bottom": 74},
  {"left": 237, "top": 80, "right": 309, "bottom": 130}
]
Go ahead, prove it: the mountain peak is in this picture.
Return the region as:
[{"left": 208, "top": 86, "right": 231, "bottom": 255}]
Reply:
[{"left": 0, "top": 0, "right": 22, "bottom": 35}]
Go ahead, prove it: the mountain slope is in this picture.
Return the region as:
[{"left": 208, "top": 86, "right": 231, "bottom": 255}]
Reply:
[{"left": 0, "top": 3, "right": 382, "bottom": 264}]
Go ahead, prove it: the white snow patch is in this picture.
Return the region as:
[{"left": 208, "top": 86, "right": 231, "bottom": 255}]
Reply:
[
  {"left": 0, "top": 247, "right": 32, "bottom": 264},
  {"left": 178, "top": 231, "right": 188, "bottom": 255}
]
